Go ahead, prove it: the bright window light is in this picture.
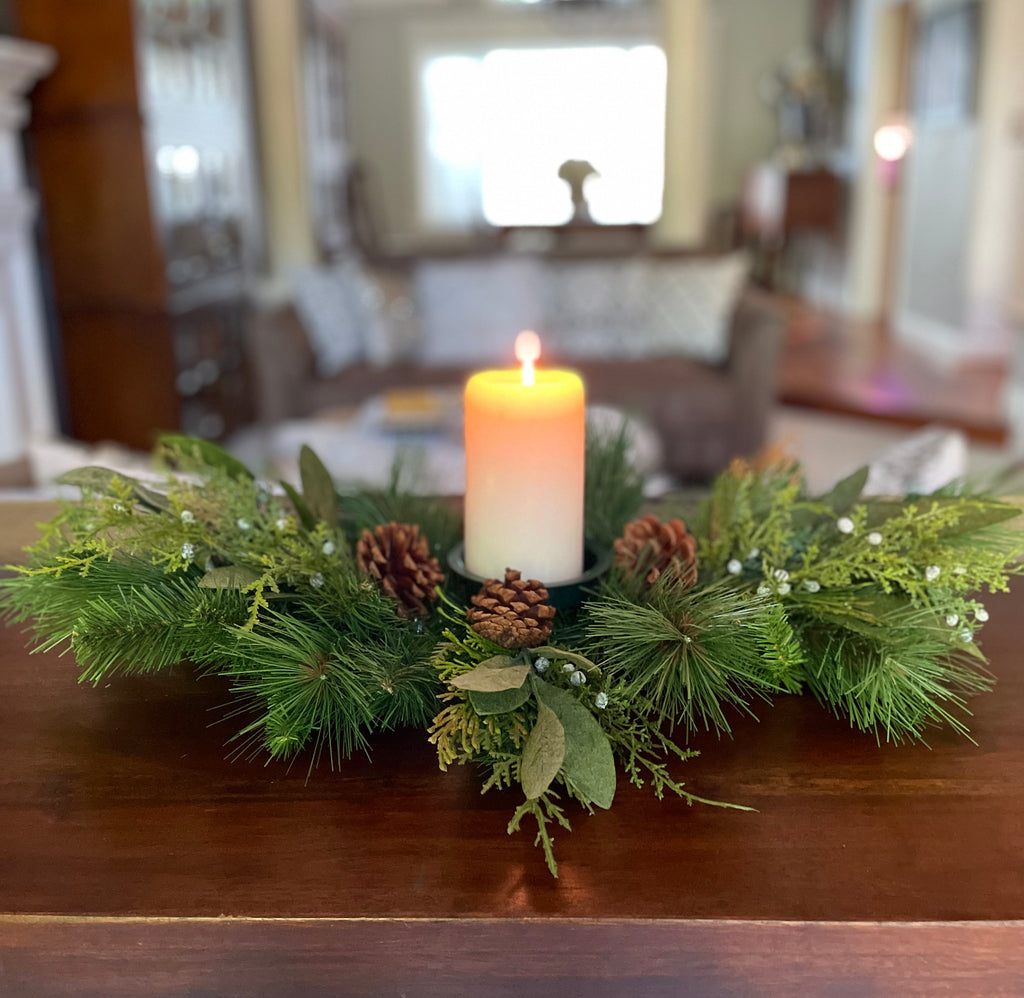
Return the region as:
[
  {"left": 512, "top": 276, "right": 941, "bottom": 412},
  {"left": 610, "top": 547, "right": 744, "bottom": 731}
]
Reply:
[{"left": 419, "top": 44, "right": 666, "bottom": 229}]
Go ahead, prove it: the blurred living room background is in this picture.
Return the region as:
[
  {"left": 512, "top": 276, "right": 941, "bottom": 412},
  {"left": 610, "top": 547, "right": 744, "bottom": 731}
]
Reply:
[{"left": 0, "top": 0, "right": 1022, "bottom": 497}]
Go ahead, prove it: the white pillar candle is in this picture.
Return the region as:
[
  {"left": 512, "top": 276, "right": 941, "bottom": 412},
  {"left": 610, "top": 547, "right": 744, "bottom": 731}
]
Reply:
[{"left": 464, "top": 332, "right": 585, "bottom": 584}]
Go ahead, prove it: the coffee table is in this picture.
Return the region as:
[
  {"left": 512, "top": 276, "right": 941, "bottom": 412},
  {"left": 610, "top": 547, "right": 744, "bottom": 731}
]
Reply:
[{"left": 1, "top": 502, "right": 1022, "bottom": 996}]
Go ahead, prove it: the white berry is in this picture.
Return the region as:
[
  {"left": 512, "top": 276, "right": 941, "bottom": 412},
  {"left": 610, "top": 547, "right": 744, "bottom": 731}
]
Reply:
[
  {"left": 727, "top": 559, "right": 743, "bottom": 575},
  {"left": 837, "top": 517, "right": 854, "bottom": 534}
]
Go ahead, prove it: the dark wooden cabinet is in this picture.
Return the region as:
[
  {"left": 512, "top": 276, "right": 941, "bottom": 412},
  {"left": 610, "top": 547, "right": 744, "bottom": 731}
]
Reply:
[{"left": 15, "top": 0, "right": 261, "bottom": 450}]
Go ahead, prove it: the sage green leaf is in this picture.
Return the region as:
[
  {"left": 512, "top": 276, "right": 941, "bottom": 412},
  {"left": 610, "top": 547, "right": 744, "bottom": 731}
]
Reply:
[
  {"left": 450, "top": 662, "right": 531, "bottom": 692},
  {"left": 822, "top": 466, "right": 868, "bottom": 513},
  {"left": 57, "top": 466, "right": 176, "bottom": 514},
  {"left": 132, "top": 482, "right": 173, "bottom": 512},
  {"left": 863, "top": 499, "right": 905, "bottom": 528},
  {"left": 477, "top": 654, "right": 515, "bottom": 670},
  {"left": 864, "top": 496, "right": 1022, "bottom": 535},
  {"left": 56, "top": 466, "right": 132, "bottom": 495},
  {"left": 299, "top": 445, "right": 337, "bottom": 527},
  {"left": 521, "top": 700, "right": 565, "bottom": 800},
  {"left": 469, "top": 682, "right": 532, "bottom": 716},
  {"left": 533, "top": 679, "right": 616, "bottom": 809},
  {"left": 198, "top": 565, "right": 263, "bottom": 589},
  {"left": 158, "top": 434, "right": 254, "bottom": 481},
  {"left": 936, "top": 500, "right": 1021, "bottom": 537},
  {"left": 280, "top": 481, "right": 316, "bottom": 531}
]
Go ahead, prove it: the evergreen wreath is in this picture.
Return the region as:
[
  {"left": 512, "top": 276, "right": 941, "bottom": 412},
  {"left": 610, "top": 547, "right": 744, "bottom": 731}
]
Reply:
[{"left": 2, "top": 430, "right": 1021, "bottom": 876}]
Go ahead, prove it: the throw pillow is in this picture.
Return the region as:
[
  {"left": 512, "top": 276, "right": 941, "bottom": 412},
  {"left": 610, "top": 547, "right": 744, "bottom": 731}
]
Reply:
[
  {"left": 639, "top": 251, "right": 750, "bottom": 364},
  {"left": 291, "top": 262, "right": 365, "bottom": 377},
  {"left": 541, "top": 259, "right": 648, "bottom": 359},
  {"left": 414, "top": 257, "right": 544, "bottom": 367}
]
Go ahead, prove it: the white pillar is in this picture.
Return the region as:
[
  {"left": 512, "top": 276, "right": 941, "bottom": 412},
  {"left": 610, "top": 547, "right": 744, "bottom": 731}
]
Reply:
[{"left": 0, "top": 36, "right": 56, "bottom": 465}]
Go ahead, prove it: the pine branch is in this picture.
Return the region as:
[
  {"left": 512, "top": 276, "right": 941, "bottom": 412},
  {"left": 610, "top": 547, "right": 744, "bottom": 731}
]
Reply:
[
  {"left": 213, "top": 611, "right": 378, "bottom": 766},
  {"left": 583, "top": 582, "right": 777, "bottom": 736},
  {"left": 337, "top": 456, "right": 461, "bottom": 561},
  {"left": 584, "top": 418, "right": 645, "bottom": 548},
  {"left": 797, "top": 599, "right": 994, "bottom": 743}
]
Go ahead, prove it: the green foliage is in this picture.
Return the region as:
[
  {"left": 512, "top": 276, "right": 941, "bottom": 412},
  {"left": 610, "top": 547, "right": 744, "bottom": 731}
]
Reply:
[
  {"left": 0, "top": 439, "right": 443, "bottom": 768},
  {"left": 753, "top": 602, "right": 806, "bottom": 695},
  {"left": 429, "top": 611, "right": 721, "bottom": 876},
  {"left": 3, "top": 434, "right": 1023, "bottom": 878},
  {"left": 336, "top": 456, "right": 461, "bottom": 562},
  {"left": 792, "top": 589, "right": 993, "bottom": 743},
  {"left": 686, "top": 456, "right": 1023, "bottom": 742},
  {"left": 299, "top": 445, "right": 339, "bottom": 527},
  {"left": 583, "top": 582, "right": 776, "bottom": 735},
  {"left": 520, "top": 699, "right": 565, "bottom": 800},
  {"left": 584, "top": 418, "right": 645, "bottom": 548}
]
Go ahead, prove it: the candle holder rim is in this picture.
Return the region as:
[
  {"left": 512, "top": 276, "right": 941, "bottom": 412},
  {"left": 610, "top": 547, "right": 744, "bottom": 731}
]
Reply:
[{"left": 446, "top": 542, "right": 611, "bottom": 610}]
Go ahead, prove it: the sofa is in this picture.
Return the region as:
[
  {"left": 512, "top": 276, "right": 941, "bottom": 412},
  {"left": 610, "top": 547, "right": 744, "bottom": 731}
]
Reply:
[{"left": 245, "top": 254, "right": 784, "bottom": 483}]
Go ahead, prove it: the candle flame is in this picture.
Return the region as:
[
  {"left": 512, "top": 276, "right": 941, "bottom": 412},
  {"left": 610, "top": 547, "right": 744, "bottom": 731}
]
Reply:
[{"left": 515, "top": 330, "right": 541, "bottom": 387}]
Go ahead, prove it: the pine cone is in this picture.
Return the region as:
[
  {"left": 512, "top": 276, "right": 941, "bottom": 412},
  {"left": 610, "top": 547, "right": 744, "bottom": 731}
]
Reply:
[
  {"left": 467, "top": 568, "right": 556, "bottom": 649},
  {"left": 355, "top": 522, "right": 444, "bottom": 618},
  {"left": 613, "top": 514, "right": 698, "bottom": 587}
]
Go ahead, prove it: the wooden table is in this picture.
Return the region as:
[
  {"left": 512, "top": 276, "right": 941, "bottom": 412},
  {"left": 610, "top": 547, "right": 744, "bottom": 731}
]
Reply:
[{"left": 1, "top": 502, "right": 1022, "bottom": 996}]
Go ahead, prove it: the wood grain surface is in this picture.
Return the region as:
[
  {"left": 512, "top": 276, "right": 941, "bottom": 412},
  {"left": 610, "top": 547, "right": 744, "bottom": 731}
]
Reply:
[{"left": 1, "top": 502, "right": 1022, "bottom": 995}]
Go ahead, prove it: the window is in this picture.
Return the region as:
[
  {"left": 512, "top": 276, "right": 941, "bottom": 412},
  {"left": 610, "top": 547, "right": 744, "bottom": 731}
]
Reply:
[{"left": 418, "top": 43, "right": 666, "bottom": 230}]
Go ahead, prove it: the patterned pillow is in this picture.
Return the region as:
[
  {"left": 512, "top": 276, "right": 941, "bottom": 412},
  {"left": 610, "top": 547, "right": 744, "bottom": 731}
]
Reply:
[
  {"left": 414, "top": 257, "right": 544, "bottom": 367},
  {"left": 541, "top": 252, "right": 748, "bottom": 364},
  {"left": 638, "top": 251, "right": 749, "bottom": 364},
  {"left": 541, "top": 260, "right": 647, "bottom": 358},
  {"left": 292, "top": 262, "right": 365, "bottom": 377}
]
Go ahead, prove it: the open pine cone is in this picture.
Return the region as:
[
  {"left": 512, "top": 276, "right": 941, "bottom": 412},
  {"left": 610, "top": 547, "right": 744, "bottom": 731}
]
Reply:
[
  {"left": 355, "top": 522, "right": 444, "bottom": 618},
  {"left": 613, "top": 514, "right": 698, "bottom": 588},
  {"left": 468, "top": 568, "right": 556, "bottom": 649}
]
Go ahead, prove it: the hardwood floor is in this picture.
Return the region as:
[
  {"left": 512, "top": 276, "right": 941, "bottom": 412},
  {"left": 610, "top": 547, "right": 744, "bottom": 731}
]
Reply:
[{"left": 775, "top": 296, "right": 1009, "bottom": 444}]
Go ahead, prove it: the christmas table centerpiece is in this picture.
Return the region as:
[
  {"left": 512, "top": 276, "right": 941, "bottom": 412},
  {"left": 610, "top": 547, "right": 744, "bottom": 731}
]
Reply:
[{"left": 3, "top": 336, "right": 1022, "bottom": 876}]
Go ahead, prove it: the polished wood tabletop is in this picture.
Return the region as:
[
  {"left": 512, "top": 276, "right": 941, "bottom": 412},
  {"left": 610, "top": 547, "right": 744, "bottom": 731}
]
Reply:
[{"left": 1, "top": 501, "right": 1022, "bottom": 996}]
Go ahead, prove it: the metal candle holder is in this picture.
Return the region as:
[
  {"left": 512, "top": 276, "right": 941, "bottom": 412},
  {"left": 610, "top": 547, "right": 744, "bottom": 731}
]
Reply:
[{"left": 446, "top": 542, "right": 611, "bottom": 611}]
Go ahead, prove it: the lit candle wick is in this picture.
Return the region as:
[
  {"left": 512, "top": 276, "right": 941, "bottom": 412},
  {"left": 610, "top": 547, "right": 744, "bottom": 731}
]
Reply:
[{"left": 515, "top": 330, "right": 541, "bottom": 387}]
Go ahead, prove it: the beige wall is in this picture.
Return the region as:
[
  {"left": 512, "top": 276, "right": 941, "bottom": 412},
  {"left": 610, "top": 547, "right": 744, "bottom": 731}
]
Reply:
[
  {"left": 345, "top": 3, "right": 660, "bottom": 250},
  {"left": 706, "top": 0, "right": 812, "bottom": 208},
  {"left": 344, "top": 10, "right": 418, "bottom": 250},
  {"left": 342, "top": 0, "right": 810, "bottom": 251},
  {"left": 652, "top": 0, "right": 712, "bottom": 247},
  {"left": 967, "top": 0, "right": 1024, "bottom": 338},
  {"left": 843, "top": 0, "right": 904, "bottom": 320},
  {"left": 846, "top": 0, "right": 1023, "bottom": 353},
  {"left": 249, "top": 0, "right": 317, "bottom": 302}
]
